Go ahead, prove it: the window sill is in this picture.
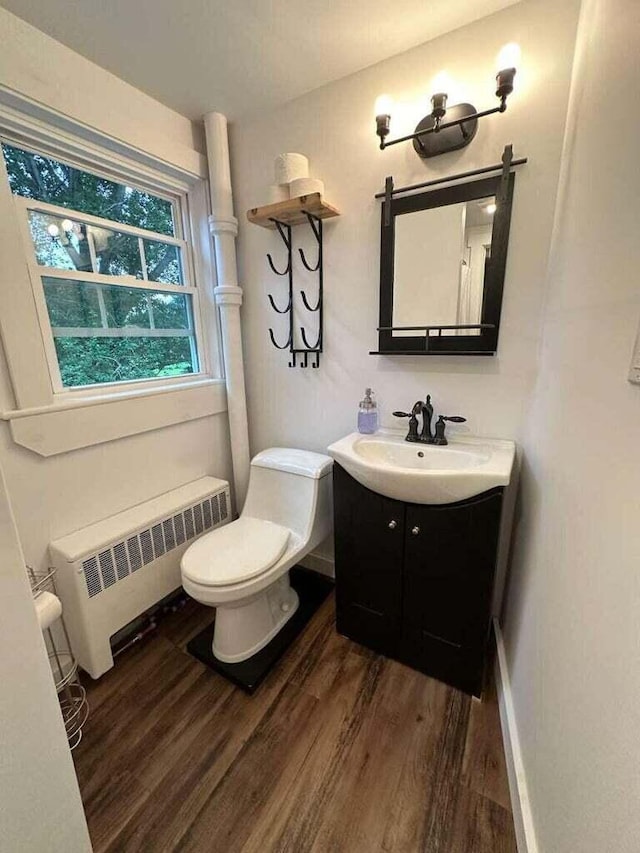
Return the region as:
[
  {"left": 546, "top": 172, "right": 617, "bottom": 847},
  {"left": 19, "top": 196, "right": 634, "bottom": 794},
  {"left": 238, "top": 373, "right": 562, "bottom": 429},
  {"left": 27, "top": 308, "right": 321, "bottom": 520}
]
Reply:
[{"left": 2, "top": 377, "right": 227, "bottom": 457}]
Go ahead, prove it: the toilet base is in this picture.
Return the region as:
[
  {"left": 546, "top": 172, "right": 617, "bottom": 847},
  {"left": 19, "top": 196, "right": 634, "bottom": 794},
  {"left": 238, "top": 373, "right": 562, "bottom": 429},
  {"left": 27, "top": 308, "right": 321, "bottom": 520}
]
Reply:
[{"left": 187, "top": 567, "right": 333, "bottom": 693}]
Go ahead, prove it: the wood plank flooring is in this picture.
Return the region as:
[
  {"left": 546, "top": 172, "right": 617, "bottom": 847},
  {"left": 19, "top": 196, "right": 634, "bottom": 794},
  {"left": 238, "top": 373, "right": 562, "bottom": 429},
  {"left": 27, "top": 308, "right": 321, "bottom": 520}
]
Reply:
[{"left": 73, "top": 592, "right": 517, "bottom": 853}]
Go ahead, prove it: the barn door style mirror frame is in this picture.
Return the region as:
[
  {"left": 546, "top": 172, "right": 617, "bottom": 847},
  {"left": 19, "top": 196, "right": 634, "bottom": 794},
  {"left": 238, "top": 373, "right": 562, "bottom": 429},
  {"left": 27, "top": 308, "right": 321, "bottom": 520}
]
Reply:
[{"left": 372, "top": 145, "right": 526, "bottom": 356}]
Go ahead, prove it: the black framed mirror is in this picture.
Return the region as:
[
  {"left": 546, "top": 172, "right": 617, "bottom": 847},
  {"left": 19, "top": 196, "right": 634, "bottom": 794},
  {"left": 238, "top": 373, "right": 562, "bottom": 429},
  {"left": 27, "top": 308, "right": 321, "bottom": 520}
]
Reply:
[{"left": 374, "top": 173, "right": 515, "bottom": 355}]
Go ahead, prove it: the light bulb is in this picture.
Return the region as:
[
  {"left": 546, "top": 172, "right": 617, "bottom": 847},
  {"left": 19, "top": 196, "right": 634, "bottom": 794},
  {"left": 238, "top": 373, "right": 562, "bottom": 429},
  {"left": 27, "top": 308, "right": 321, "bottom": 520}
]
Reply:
[
  {"left": 61, "top": 218, "right": 74, "bottom": 232},
  {"left": 429, "top": 71, "right": 453, "bottom": 97},
  {"left": 374, "top": 94, "right": 393, "bottom": 118},
  {"left": 496, "top": 42, "right": 521, "bottom": 72},
  {"left": 485, "top": 202, "right": 497, "bottom": 215},
  {"left": 47, "top": 223, "right": 60, "bottom": 238}
]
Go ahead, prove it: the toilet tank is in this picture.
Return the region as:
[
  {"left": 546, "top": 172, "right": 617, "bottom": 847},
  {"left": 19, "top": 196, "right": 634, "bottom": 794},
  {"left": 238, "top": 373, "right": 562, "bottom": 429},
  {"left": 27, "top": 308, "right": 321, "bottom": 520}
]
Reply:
[{"left": 242, "top": 448, "right": 333, "bottom": 548}]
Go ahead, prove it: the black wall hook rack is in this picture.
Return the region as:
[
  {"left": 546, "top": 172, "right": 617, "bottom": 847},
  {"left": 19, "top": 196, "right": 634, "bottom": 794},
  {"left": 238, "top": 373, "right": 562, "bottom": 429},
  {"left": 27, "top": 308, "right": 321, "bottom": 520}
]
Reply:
[{"left": 265, "top": 212, "right": 324, "bottom": 369}]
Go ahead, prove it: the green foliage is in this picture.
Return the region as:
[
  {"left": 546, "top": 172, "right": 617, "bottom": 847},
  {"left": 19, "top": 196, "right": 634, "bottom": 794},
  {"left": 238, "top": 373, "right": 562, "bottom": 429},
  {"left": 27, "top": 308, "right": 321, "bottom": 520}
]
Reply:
[
  {"left": 54, "top": 338, "right": 193, "bottom": 387},
  {"left": 1, "top": 143, "right": 175, "bottom": 235},
  {"left": 2, "top": 144, "right": 197, "bottom": 387}
]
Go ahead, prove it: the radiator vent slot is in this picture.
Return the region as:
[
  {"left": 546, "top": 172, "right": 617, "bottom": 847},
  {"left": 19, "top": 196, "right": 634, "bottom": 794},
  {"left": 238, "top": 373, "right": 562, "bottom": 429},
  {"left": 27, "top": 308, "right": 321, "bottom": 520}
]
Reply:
[
  {"left": 113, "top": 541, "right": 129, "bottom": 580},
  {"left": 82, "top": 488, "right": 230, "bottom": 598},
  {"left": 98, "top": 550, "right": 116, "bottom": 589},
  {"left": 140, "top": 529, "right": 154, "bottom": 566},
  {"left": 82, "top": 556, "right": 102, "bottom": 597},
  {"left": 127, "top": 536, "right": 142, "bottom": 572}
]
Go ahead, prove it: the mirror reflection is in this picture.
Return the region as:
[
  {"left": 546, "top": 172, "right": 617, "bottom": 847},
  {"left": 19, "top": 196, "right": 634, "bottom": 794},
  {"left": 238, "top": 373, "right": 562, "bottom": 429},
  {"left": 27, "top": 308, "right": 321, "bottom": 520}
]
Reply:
[{"left": 392, "top": 195, "right": 496, "bottom": 337}]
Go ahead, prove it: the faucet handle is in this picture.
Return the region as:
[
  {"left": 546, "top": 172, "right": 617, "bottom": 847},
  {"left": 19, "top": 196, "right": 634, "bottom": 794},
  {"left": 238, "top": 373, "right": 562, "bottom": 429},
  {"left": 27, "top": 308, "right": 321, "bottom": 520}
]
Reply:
[
  {"left": 392, "top": 411, "right": 411, "bottom": 418},
  {"left": 432, "top": 415, "right": 466, "bottom": 446}
]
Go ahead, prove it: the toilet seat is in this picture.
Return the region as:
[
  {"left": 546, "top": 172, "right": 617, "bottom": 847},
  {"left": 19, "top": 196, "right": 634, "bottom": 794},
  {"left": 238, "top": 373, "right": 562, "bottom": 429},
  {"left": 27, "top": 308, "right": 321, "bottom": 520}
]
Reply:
[{"left": 181, "top": 516, "right": 290, "bottom": 587}]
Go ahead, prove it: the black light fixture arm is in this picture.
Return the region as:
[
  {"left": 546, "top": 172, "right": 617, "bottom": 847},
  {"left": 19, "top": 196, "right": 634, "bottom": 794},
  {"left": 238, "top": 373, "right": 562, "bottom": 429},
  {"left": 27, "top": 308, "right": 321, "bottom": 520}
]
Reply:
[
  {"left": 378, "top": 100, "right": 507, "bottom": 151},
  {"left": 376, "top": 61, "right": 516, "bottom": 158}
]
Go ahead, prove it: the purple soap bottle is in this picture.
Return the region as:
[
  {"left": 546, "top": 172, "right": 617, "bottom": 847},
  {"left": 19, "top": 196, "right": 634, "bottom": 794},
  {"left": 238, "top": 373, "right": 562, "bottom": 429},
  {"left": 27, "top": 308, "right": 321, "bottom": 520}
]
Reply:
[{"left": 357, "top": 388, "right": 378, "bottom": 434}]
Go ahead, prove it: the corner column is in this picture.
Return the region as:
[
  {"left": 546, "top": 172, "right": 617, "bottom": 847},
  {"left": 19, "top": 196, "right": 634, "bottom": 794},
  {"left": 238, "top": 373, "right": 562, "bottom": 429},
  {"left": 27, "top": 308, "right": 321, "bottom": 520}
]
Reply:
[{"left": 203, "top": 111, "right": 250, "bottom": 507}]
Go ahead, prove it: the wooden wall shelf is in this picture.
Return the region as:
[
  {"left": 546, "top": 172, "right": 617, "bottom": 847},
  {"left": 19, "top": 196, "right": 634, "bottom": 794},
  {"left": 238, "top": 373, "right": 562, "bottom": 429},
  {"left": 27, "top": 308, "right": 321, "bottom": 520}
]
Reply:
[{"left": 247, "top": 193, "right": 340, "bottom": 229}]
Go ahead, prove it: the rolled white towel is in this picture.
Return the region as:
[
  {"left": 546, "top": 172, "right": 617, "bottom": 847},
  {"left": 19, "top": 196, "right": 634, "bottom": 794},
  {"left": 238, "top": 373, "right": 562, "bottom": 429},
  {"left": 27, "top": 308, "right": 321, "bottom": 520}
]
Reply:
[
  {"left": 35, "top": 590, "right": 63, "bottom": 631},
  {"left": 289, "top": 177, "right": 324, "bottom": 199},
  {"left": 274, "top": 152, "right": 309, "bottom": 184},
  {"left": 267, "top": 183, "right": 289, "bottom": 204}
]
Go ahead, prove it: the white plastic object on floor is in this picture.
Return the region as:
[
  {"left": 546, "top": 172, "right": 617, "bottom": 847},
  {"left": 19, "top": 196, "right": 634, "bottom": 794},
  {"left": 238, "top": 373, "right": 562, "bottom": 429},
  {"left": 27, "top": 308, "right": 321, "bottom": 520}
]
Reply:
[
  {"left": 34, "top": 590, "right": 62, "bottom": 631},
  {"left": 181, "top": 448, "right": 333, "bottom": 664}
]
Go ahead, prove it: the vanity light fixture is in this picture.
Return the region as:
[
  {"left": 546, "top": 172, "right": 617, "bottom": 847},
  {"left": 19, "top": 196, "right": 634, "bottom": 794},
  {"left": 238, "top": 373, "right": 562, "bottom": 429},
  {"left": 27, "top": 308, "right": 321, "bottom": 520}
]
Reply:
[
  {"left": 375, "top": 43, "right": 520, "bottom": 159},
  {"left": 483, "top": 201, "right": 497, "bottom": 214}
]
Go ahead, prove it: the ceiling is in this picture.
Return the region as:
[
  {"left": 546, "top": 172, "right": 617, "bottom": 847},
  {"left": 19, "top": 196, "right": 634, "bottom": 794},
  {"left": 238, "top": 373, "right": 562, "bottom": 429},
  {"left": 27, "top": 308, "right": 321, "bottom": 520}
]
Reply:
[{"left": 0, "top": 0, "right": 521, "bottom": 121}]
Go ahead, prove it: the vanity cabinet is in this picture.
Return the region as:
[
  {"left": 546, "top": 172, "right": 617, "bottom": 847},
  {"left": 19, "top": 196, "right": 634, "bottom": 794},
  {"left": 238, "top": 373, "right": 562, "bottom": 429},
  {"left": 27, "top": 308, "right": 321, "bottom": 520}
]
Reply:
[{"left": 333, "top": 463, "right": 504, "bottom": 696}]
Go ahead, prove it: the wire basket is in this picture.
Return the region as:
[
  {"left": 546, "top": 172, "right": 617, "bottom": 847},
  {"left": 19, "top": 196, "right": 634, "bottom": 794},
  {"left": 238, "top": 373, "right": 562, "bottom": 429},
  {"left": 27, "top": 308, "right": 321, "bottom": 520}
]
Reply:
[{"left": 26, "top": 564, "right": 89, "bottom": 750}]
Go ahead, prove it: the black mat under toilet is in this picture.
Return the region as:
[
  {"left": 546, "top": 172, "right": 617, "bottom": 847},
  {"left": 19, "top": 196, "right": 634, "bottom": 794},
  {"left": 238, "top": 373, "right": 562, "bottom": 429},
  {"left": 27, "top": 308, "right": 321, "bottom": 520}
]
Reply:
[{"left": 187, "top": 566, "right": 333, "bottom": 693}]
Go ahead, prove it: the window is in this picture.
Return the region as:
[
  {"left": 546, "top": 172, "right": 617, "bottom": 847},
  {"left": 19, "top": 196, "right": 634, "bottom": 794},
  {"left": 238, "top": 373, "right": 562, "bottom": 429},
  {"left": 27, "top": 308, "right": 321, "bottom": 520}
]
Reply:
[{"left": 1, "top": 143, "right": 203, "bottom": 390}]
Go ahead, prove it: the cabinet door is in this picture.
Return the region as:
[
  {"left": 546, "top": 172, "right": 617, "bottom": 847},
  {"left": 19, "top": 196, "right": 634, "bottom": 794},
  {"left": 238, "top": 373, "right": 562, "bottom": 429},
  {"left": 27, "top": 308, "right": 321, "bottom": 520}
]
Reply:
[
  {"left": 401, "top": 489, "right": 503, "bottom": 695},
  {"left": 333, "top": 464, "right": 404, "bottom": 655}
]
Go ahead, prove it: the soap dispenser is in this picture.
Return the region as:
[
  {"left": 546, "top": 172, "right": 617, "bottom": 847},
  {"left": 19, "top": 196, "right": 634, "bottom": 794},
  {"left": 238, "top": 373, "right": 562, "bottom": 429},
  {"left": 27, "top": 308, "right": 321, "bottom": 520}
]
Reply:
[{"left": 358, "top": 388, "right": 378, "bottom": 434}]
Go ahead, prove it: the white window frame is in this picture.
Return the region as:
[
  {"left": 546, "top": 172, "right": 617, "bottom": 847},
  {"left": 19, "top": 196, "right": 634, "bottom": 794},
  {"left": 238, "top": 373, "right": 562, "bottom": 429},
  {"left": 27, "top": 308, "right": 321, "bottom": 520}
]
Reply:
[
  {"left": 15, "top": 195, "right": 207, "bottom": 397},
  {"left": 0, "top": 113, "right": 226, "bottom": 455}
]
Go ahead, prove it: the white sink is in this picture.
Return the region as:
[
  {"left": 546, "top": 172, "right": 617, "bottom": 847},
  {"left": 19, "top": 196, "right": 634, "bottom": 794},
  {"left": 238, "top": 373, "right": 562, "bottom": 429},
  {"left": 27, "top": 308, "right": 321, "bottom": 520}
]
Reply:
[{"left": 327, "top": 430, "right": 516, "bottom": 504}]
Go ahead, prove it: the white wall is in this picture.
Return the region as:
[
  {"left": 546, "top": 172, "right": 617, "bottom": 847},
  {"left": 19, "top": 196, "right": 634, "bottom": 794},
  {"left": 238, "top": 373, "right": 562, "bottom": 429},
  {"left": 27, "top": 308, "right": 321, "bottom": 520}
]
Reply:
[
  {"left": 0, "top": 461, "right": 91, "bottom": 851},
  {"left": 503, "top": 0, "right": 640, "bottom": 850},
  {"left": 232, "top": 0, "right": 581, "bottom": 562},
  {"left": 0, "top": 7, "right": 233, "bottom": 573}
]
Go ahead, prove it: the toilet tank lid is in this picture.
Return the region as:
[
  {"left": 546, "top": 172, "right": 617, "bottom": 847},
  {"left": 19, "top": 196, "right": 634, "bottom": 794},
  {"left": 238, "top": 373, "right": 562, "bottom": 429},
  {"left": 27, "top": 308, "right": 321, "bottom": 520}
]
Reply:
[{"left": 251, "top": 448, "right": 333, "bottom": 479}]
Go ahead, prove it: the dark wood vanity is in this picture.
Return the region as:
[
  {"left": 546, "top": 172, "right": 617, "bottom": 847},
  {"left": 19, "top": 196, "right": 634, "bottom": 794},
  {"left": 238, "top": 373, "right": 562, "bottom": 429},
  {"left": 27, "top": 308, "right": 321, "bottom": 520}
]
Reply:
[{"left": 333, "top": 462, "right": 505, "bottom": 697}]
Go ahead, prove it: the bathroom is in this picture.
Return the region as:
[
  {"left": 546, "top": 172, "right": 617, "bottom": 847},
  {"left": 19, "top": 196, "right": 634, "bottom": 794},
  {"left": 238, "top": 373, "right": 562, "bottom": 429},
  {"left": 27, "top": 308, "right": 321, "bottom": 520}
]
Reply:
[{"left": 0, "top": 0, "right": 638, "bottom": 851}]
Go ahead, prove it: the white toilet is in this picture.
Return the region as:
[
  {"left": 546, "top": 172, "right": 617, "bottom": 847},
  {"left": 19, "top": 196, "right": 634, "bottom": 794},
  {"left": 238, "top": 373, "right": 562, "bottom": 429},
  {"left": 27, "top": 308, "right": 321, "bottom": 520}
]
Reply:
[{"left": 181, "top": 448, "right": 333, "bottom": 663}]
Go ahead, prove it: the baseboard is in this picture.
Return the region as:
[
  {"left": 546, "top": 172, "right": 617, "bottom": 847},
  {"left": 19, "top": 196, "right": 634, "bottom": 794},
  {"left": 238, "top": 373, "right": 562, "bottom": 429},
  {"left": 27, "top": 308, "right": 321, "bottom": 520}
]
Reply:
[
  {"left": 298, "top": 551, "right": 335, "bottom": 579},
  {"left": 493, "top": 618, "right": 539, "bottom": 853}
]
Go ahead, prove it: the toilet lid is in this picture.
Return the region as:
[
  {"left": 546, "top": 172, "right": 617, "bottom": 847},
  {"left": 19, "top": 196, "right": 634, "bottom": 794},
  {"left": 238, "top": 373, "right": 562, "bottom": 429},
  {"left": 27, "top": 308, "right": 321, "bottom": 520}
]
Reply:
[{"left": 181, "top": 516, "right": 290, "bottom": 587}]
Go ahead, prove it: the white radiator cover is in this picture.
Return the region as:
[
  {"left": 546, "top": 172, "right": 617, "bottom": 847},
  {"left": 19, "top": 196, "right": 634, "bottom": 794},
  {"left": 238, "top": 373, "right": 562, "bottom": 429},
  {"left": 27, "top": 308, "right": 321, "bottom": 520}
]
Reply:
[{"left": 49, "top": 476, "right": 230, "bottom": 679}]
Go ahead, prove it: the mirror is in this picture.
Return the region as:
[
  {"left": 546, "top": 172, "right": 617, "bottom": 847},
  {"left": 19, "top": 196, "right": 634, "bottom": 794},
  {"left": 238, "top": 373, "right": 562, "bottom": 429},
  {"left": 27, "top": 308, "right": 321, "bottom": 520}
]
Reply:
[{"left": 376, "top": 173, "right": 515, "bottom": 355}]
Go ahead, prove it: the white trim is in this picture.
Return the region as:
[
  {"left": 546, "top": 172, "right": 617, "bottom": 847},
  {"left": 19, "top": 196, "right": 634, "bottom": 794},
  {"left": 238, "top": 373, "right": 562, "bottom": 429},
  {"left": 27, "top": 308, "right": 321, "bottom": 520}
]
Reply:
[
  {"left": 8, "top": 380, "right": 227, "bottom": 457},
  {"left": 51, "top": 327, "right": 192, "bottom": 339},
  {"left": 0, "top": 89, "right": 206, "bottom": 187},
  {"left": 494, "top": 618, "right": 539, "bottom": 853},
  {"left": 15, "top": 197, "right": 185, "bottom": 246},
  {"left": 1, "top": 377, "right": 223, "bottom": 420},
  {"left": 39, "top": 268, "right": 192, "bottom": 295}
]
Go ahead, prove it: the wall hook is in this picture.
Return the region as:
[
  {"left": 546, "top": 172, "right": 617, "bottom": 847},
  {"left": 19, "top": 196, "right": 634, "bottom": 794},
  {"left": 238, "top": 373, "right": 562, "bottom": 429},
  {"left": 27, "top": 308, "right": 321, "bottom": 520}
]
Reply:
[
  {"left": 300, "top": 326, "right": 321, "bottom": 351},
  {"left": 298, "top": 247, "right": 320, "bottom": 272},
  {"left": 268, "top": 327, "right": 292, "bottom": 350},
  {"left": 300, "top": 290, "right": 320, "bottom": 312},
  {"left": 266, "top": 253, "right": 290, "bottom": 276},
  {"left": 268, "top": 292, "right": 292, "bottom": 314}
]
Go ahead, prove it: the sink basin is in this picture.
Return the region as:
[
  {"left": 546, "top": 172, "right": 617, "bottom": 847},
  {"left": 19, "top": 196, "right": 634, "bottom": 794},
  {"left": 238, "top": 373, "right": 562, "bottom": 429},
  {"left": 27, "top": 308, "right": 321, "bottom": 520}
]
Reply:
[{"left": 327, "top": 430, "right": 516, "bottom": 504}]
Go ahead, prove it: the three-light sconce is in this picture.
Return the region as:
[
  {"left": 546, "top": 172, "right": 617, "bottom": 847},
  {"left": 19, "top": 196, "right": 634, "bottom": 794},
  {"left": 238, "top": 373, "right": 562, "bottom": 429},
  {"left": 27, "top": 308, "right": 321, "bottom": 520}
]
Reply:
[{"left": 375, "top": 43, "right": 521, "bottom": 159}]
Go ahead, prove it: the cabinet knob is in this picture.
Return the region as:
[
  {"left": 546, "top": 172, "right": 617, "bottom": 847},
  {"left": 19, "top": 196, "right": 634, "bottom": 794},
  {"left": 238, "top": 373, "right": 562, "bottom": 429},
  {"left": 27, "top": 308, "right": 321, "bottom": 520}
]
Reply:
[
  {"left": 388, "top": 520, "right": 397, "bottom": 529},
  {"left": 411, "top": 526, "right": 420, "bottom": 536}
]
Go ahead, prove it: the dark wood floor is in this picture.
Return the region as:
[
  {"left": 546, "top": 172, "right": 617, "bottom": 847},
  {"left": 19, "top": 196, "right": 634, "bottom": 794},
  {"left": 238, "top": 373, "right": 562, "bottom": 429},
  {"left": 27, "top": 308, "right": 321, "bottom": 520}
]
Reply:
[{"left": 73, "top": 592, "right": 517, "bottom": 853}]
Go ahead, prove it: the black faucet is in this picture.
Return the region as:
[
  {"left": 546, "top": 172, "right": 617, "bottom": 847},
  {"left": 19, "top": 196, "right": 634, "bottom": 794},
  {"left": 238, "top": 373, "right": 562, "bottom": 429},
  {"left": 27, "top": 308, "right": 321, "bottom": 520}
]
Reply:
[
  {"left": 421, "top": 394, "right": 434, "bottom": 443},
  {"left": 393, "top": 396, "right": 466, "bottom": 445}
]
